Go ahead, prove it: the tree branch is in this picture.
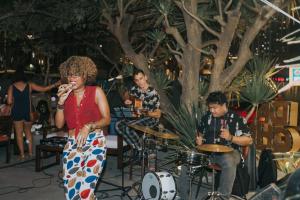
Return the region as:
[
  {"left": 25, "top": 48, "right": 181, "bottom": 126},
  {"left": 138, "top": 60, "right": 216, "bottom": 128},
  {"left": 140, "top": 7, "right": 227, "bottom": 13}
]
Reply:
[
  {"left": 165, "top": 26, "right": 186, "bottom": 48},
  {"left": 222, "top": 0, "right": 283, "bottom": 87},
  {"left": 202, "top": 39, "right": 218, "bottom": 48},
  {"left": 188, "top": 41, "right": 214, "bottom": 56},
  {"left": 217, "top": 0, "right": 224, "bottom": 31},
  {"left": 166, "top": 43, "right": 183, "bottom": 58},
  {"left": 181, "top": 0, "right": 220, "bottom": 38},
  {"left": 242, "top": 2, "right": 260, "bottom": 14},
  {"left": 124, "top": 0, "right": 136, "bottom": 13},
  {"left": 149, "top": 41, "right": 161, "bottom": 58},
  {"left": 225, "top": 0, "right": 233, "bottom": 13}
]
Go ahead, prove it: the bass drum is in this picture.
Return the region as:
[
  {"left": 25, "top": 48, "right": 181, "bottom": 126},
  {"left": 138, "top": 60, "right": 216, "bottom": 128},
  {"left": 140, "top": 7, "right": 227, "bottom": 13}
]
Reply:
[{"left": 142, "top": 171, "right": 176, "bottom": 200}]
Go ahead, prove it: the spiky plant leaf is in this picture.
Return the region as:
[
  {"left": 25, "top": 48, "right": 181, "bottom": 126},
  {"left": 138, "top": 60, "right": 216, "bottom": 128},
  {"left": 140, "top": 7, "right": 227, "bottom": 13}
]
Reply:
[
  {"left": 146, "top": 29, "right": 166, "bottom": 43},
  {"left": 239, "top": 56, "right": 279, "bottom": 106},
  {"left": 165, "top": 104, "right": 204, "bottom": 150},
  {"left": 152, "top": 69, "right": 172, "bottom": 94},
  {"left": 240, "top": 74, "right": 277, "bottom": 105}
]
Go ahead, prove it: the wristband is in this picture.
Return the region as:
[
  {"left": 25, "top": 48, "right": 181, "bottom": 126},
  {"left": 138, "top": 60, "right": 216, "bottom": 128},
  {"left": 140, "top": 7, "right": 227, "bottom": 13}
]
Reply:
[
  {"left": 57, "top": 104, "right": 64, "bottom": 110},
  {"left": 84, "top": 123, "right": 94, "bottom": 132}
]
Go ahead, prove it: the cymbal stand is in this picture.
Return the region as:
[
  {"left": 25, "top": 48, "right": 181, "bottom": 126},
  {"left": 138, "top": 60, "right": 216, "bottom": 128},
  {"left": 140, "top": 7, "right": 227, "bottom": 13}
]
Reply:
[
  {"left": 202, "top": 153, "right": 226, "bottom": 200},
  {"left": 131, "top": 131, "right": 148, "bottom": 200},
  {"left": 187, "top": 165, "right": 204, "bottom": 200},
  {"left": 96, "top": 165, "right": 133, "bottom": 200}
]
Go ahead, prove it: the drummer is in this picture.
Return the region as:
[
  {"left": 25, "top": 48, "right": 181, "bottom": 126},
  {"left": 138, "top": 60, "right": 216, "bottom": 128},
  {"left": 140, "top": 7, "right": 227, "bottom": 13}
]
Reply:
[
  {"left": 115, "top": 68, "right": 161, "bottom": 157},
  {"left": 196, "top": 91, "right": 252, "bottom": 199}
]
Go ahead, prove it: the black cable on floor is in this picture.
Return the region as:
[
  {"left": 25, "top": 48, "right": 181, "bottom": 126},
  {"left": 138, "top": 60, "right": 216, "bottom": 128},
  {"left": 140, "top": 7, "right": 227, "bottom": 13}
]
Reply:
[{"left": 0, "top": 168, "right": 55, "bottom": 196}]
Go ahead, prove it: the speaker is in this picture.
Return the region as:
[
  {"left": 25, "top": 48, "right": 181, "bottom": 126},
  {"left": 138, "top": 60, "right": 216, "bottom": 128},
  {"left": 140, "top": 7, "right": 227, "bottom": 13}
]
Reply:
[
  {"left": 249, "top": 183, "right": 281, "bottom": 200},
  {"left": 283, "top": 169, "right": 300, "bottom": 200}
]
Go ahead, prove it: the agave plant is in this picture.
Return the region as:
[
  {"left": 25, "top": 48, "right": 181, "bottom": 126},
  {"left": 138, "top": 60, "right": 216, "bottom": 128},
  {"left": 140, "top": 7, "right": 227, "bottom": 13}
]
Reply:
[
  {"left": 152, "top": 69, "right": 173, "bottom": 94},
  {"left": 165, "top": 104, "right": 204, "bottom": 150},
  {"left": 239, "top": 56, "right": 279, "bottom": 123},
  {"left": 240, "top": 56, "right": 279, "bottom": 106}
]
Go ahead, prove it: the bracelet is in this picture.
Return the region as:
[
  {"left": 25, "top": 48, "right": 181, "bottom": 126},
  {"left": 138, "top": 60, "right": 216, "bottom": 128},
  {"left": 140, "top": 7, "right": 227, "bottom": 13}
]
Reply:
[
  {"left": 84, "top": 123, "right": 93, "bottom": 132},
  {"left": 57, "top": 104, "right": 64, "bottom": 110}
]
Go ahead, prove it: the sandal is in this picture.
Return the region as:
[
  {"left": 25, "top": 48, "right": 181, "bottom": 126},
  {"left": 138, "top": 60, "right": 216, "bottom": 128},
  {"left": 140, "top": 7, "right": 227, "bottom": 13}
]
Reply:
[{"left": 18, "top": 155, "right": 25, "bottom": 160}]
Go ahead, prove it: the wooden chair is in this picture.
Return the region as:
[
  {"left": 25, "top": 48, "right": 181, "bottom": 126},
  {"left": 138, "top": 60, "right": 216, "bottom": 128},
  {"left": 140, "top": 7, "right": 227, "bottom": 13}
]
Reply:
[
  {"left": 35, "top": 125, "right": 67, "bottom": 172},
  {"left": 106, "top": 134, "right": 130, "bottom": 169},
  {"left": 0, "top": 116, "right": 13, "bottom": 163}
]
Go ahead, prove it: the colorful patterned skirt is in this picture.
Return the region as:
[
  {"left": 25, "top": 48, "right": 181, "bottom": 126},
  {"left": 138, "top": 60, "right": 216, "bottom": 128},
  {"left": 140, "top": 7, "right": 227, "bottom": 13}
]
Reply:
[{"left": 62, "top": 131, "right": 106, "bottom": 200}]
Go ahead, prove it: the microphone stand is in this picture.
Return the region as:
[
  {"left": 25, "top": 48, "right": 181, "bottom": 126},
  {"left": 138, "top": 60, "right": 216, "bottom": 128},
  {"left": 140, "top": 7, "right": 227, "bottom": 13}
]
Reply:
[
  {"left": 106, "top": 78, "right": 118, "bottom": 97},
  {"left": 98, "top": 78, "right": 133, "bottom": 200}
]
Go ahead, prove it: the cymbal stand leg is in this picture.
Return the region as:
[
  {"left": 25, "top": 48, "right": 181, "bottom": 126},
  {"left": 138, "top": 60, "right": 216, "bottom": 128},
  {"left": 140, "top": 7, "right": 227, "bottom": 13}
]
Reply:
[
  {"left": 188, "top": 165, "right": 193, "bottom": 200},
  {"left": 141, "top": 132, "right": 146, "bottom": 177},
  {"left": 201, "top": 153, "right": 227, "bottom": 200}
]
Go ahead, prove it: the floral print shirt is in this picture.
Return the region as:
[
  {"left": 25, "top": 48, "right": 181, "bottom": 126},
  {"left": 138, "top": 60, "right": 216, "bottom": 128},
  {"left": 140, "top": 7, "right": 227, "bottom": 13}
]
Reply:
[
  {"left": 130, "top": 85, "right": 160, "bottom": 112},
  {"left": 198, "top": 110, "right": 252, "bottom": 150}
]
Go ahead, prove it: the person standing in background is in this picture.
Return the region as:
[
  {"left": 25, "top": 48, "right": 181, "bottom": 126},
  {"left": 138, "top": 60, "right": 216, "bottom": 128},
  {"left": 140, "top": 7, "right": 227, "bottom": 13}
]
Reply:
[{"left": 7, "top": 67, "right": 60, "bottom": 160}]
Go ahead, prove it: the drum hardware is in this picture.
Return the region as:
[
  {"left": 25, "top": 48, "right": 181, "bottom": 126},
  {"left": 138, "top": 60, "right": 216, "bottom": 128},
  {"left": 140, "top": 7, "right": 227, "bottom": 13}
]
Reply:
[
  {"left": 197, "top": 144, "right": 234, "bottom": 153},
  {"left": 142, "top": 171, "right": 177, "bottom": 200},
  {"left": 128, "top": 124, "right": 159, "bottom": 199},
  {"left": 96, "top": 179, "right": 133, "bottom": 200},
  {"left": 178, "top": 149, "right": 209, "bottom": 166},
  {"left": 198, "top": 144, "right": 233, "bottom": 200}
]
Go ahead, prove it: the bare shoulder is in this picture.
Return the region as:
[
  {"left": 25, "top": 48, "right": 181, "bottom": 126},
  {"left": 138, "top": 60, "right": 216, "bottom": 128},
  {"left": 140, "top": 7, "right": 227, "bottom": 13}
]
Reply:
[{"left": 94, "top": 86, "right": 106, "bottom": 98}]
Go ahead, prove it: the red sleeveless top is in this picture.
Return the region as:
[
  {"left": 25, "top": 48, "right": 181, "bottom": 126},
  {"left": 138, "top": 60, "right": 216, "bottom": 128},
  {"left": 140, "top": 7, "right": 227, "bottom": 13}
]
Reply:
[{"left": 64, "top": 86, "right": 101, "bottom": 138}]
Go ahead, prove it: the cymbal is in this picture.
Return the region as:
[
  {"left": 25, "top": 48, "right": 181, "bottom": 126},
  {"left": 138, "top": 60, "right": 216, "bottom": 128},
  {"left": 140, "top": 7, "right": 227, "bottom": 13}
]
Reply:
[
  {"left": 157, "top": 132, "right": 179, "bottom": 140},
  {"left": 197, "top": 144, "right": 233, "bottom": 153},
  {"left": 128, "top": 124, "right": 159, "bottom": 136}
]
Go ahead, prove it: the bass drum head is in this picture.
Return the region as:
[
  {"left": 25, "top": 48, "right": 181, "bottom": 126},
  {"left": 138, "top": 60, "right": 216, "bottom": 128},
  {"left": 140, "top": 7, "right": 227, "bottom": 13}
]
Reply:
[
  {"left": 142, "top": 172, "right": 160, "bottom": 200},
  {"left": 142, "top": 171, "right": 176, "bottom": 200}
]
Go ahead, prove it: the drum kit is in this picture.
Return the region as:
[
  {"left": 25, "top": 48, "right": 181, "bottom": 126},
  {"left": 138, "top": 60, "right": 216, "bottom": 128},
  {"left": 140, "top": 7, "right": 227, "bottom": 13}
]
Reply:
[{"left": 128, "top": 124, "right": 235, "bottom": 200}]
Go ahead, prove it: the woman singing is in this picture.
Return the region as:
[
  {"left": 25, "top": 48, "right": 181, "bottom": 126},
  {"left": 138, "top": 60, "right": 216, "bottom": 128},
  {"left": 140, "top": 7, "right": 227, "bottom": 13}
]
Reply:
[{"left": 55, "top": 56, "right": 110, "bottom": 200}]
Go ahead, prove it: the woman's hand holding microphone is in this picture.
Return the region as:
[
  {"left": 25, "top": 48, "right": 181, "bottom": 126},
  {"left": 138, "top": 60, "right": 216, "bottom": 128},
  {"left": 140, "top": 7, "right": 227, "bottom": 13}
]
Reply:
[{"left": 57, "top": 84, "right": 74, "bottom": 108}]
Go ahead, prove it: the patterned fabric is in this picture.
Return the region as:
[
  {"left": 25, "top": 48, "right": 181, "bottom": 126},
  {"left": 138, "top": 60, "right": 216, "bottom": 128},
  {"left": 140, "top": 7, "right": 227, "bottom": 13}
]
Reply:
[
  {"left": 116, "top": 117, "right": 158, "bottom": 150},
  {"left": 64, "top": 86, "right": 101, "bottom": 138},
  {"left": 115, "top": 85, "right": 160, "bottom": 150},
  {"left": 63, "top": 131, "right": 106, "bottom": 200},
  {"left": 198, "top": 110, "right": 251, "bottom": 150},
  {"left": 129, "top": 85, "right": 160, "bottom": 112}
]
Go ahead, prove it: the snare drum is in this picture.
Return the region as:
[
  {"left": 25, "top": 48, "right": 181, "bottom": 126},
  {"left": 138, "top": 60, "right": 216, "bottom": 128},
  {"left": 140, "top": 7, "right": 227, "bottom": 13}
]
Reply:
[
  {"left": 142, "top": 171, "right": 176, "bottom": 200},
  {"left": 178, "top": 150, "right": 208, "bottom": 165}
]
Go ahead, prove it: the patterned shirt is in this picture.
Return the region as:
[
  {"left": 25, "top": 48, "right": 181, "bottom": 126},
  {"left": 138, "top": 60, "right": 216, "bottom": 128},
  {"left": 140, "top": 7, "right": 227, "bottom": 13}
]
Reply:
[
  {"left": 129, "top": 85, "right": 160, "bottom": 112},
  {"left": 198, "top": 110, "right": 251, "bottom": 150}
]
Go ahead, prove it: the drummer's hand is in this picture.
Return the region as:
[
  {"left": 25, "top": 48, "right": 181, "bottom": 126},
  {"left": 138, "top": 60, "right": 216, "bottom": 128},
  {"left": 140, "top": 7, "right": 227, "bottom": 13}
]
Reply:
[
  {"left": 196, "top": 135, "right": 203, "bottom": 146},
  {"left": 220, "top": 128, "right": 232, "bottom": 141}
]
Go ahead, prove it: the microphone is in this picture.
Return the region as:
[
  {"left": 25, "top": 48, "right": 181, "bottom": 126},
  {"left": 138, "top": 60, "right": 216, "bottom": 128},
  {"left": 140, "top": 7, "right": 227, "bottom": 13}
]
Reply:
[{"left": 108, "top": 75, "right": 123, "bottom": 82}]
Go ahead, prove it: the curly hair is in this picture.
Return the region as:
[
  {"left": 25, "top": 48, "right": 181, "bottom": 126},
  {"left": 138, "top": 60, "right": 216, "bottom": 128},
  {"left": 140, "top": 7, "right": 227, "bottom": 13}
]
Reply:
[{"left": 59, "top": 56, "right": 97, "bottom": 84}]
